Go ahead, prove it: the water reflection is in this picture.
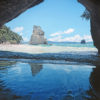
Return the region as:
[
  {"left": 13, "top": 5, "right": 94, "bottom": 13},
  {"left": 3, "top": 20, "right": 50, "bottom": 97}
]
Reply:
[
  {"left": 29, "top": 63, "right": 43, "bottom": 76},
  {"left": 86, "top": 65, "right": 100, "bottom": 100},
  {"left": 62, "top": 65, "right": 100, "bottom": 100},
  {"left": 0, "top": 61, "right": 22, "bottom": 100},
  {"left": 0, "top": 61, "right": 100, "bottom": 100},
  {"left": 0, "top": 61, "right": 16, "bottom": 70}
]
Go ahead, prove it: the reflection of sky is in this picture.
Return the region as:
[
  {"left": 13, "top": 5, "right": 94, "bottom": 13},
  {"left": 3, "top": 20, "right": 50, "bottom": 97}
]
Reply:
[
  {"left": 46, "top": 64, "right": 95, "bottom": 73},
  {"left": 0, "top": 62, "right": 95, "bottom": 99}
]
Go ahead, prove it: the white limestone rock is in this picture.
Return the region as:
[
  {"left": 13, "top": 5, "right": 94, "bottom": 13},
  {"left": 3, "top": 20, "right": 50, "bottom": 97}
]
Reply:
[{"left": 30, "top": 25, "right": 47, "bottom": 45}]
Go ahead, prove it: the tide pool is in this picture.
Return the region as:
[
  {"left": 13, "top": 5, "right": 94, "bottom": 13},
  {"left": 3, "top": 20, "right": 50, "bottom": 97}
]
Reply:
[{"left": 0, "top": 61, "right": 99, "bottom": 100}]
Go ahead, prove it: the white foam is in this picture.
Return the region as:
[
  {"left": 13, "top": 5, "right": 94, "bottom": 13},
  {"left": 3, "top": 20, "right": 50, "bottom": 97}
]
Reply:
[{"left": 0, "top": 44, "right": 97, "bottom": 54}]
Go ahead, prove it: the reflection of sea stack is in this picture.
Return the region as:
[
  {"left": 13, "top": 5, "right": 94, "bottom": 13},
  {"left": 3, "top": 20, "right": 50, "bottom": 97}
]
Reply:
[
  {"left": 29, "top": 63, "right": 43, "bottom": 76},
  {"left": 30, "top": 25, "right": 47, "bottom": 45}
]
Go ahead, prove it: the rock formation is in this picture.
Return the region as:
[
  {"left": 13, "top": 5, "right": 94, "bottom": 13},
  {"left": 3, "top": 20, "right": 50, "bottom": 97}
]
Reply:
[
  {"left": 30, "top": 25, "right": 47, "bottom": 45},
  {"left": 78, "top": 0, "right": 100, "bottom": 53},
  {"left": 0, "top": 0, "right": 44, "bottom": 27},
  {"left": 81, "top": 39, "right": 86, "bottom": 44}
]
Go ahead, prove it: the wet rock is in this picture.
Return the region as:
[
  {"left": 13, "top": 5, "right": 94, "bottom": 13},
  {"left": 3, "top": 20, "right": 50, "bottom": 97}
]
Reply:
[
  {"left": 30, "top": 25, "right": 47, "bottom": 45},
  {"left": 63, "top": 90, "right": 74, "bottom": 100},
  {"left": 13, "top": 95, "right": 21, "bottom": 99},
  {"left": 63, "top": 95, "right": 74, "bottom": 100},
  {"left": 75, "top": 95, "right": 84, "bottom": 100}
]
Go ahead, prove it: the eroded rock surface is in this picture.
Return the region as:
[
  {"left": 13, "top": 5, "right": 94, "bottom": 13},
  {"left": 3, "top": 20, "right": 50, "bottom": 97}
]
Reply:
[
  {"left": 78, "top": 0, "right": 100, "bottom": 53},
  {"left": 0, "top": 0, "right": 43, "bottom": 27},
  {"left": 30, "top": 25, "right": 47, "bottom": 45}
]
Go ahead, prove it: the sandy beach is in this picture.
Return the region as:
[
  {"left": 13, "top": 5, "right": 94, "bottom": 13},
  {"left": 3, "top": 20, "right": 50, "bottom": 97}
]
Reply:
[{"left": 0, "top": 44, "right": 97, "bottom": 54}]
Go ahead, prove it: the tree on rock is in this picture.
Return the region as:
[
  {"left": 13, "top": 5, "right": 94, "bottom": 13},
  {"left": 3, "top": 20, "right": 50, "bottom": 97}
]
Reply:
[{"left": 0, "top": 25, "right": 23, "bottom": 44}]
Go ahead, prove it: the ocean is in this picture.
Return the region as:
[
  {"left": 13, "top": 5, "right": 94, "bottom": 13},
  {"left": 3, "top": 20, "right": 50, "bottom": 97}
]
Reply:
[
  {"left": 47, "top": 41, "right": 94, "bottom": 48},
  {"left": 0, "top": 42, "right": 100, "bottom": 100}
]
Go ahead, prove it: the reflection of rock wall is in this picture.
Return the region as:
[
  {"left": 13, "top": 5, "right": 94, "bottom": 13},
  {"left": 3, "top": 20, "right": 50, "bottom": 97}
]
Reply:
[
  {"left": 30, "top": 25, "right": 47, "bottom": 45},
  {"left": 90, "top": 66, "right": 100, "bottom": 99},
  {"left": 29, "top": 63, "right": 43, "bottom": 76}
]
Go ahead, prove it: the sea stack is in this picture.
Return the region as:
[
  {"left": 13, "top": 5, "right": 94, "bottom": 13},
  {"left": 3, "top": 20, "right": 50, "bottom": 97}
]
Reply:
[
  {"left": 81, "top": 39, "right": 86, "bottom": 44},
  {"left": 30, "top": 25, "right": 47, "bottom": 45}
]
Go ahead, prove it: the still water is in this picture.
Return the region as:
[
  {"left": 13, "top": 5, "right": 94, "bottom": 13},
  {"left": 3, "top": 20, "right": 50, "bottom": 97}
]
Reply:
[{"left": 0, "top": 61, "right": 99, "bottom": 100}]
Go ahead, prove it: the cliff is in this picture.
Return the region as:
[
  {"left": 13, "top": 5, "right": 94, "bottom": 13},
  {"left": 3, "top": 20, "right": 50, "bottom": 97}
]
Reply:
[
  {"left": 78, "top": 0, "right": 100, "bottom": 53},
  {"left": 30, "top": 25, "right": 47, "bottom": 45}
]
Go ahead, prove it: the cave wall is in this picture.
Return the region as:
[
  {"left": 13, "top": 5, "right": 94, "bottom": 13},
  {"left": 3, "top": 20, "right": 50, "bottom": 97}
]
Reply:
[
  {"left": 78, "top": 0, "right": 100, "bottom": 53},
  {"left": 0, "top": 0, "right": 43, "bottom": 27}
]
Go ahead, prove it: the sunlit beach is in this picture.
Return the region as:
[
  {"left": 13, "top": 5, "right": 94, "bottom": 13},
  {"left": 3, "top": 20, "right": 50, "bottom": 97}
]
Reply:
[{"left": 0, "top": 44, "right": 97, "bottom": 54}]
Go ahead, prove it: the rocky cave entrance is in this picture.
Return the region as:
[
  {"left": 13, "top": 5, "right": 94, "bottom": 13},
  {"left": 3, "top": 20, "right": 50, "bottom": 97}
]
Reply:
[
  {"left": 5, "top": 0, "right": 93, "bottom": 49},
  {"left": 0, "top": 0, "right": 100, "bottom": 54}
]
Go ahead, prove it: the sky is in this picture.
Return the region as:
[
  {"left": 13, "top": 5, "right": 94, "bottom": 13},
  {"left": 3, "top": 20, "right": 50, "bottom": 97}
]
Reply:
[{"left": 6, "top": 0, "right": 92, "bottom": 42}]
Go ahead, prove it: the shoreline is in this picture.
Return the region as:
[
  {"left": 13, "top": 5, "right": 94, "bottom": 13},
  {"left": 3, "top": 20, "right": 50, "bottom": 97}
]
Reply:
[
  {"left": 0, "top": 44, "right": 99, "bottom": 66},
  {"left": 0, "top": 50, "right": 99, "bottom": 66},
  {"left": 0, "top": 44, "right": 97, "bottom": 54}
]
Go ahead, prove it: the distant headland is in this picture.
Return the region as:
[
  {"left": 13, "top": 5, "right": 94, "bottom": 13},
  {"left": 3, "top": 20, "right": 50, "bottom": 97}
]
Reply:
[{"left": 0, "top": 25, "right": 22, "bottom": 44}]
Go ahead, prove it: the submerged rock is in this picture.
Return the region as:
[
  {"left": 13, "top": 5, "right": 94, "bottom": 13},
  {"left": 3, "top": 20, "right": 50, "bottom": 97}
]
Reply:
[{"left": 30, "top": 25, "right": 47, "bottom": 45}]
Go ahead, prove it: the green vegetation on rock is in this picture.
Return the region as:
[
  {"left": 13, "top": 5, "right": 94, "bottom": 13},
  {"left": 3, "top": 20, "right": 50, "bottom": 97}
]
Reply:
[
  {"left": 0, "top": 25, "right": 23, "bottom": 44},
  {"left": 81, "top": 9, "right": 90, "bottom": 20}
]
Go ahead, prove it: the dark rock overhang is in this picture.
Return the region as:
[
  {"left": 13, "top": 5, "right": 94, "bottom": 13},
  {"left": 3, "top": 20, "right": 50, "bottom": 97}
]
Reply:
[{"left": 0, "top": 0, "right": 44, "bottom": 27}]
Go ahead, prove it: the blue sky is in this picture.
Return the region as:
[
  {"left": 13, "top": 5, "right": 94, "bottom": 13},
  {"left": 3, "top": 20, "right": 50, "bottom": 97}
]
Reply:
[{"left": 6, "top": 0, "right": 92, "bottom": 42}]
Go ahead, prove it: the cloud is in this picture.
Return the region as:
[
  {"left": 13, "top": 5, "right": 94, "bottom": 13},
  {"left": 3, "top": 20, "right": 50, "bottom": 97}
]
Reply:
[
  {"left": 48, "top": 34, "right": 93, "bottom": 42},
  {"left": 64, "top": 28, "right": 74, "bottom": 34},
  {"left": 13, "top": 26, "right": 24, "bottom": 33},
  {"left": 50, "top": 28, "right": 74, "bottom": 37},
  {"left": 50, "top": 32, "right": 62, "bottom": 37}
]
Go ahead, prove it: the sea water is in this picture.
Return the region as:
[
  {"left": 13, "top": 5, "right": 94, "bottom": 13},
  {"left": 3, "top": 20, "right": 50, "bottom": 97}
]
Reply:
[
  {"left": 44, "top": 42, "right": 94, "bottom": 48},
  {"left": 0, "top": 42, "right": 99, "bottom": 100},
  {"left": 0, "top": 61, "right": 98, "bottom": 100}
]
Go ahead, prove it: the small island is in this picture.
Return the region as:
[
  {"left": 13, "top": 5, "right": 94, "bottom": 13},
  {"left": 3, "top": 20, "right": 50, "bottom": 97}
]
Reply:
[
  {"left": 81, "top": 39, "right": 86, "bottom": 44},
  {"left": 0, "top": 25, "right": 22, "bottom": 44},
  {"left": 30, "top": 25, "right": 47, "bottom": 45}
]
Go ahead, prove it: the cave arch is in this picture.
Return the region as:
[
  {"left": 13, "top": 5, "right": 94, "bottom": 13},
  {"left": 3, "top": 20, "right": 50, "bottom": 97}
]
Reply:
[{"left": 0, "top": 0, "right": 100, "bottom": 53}]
